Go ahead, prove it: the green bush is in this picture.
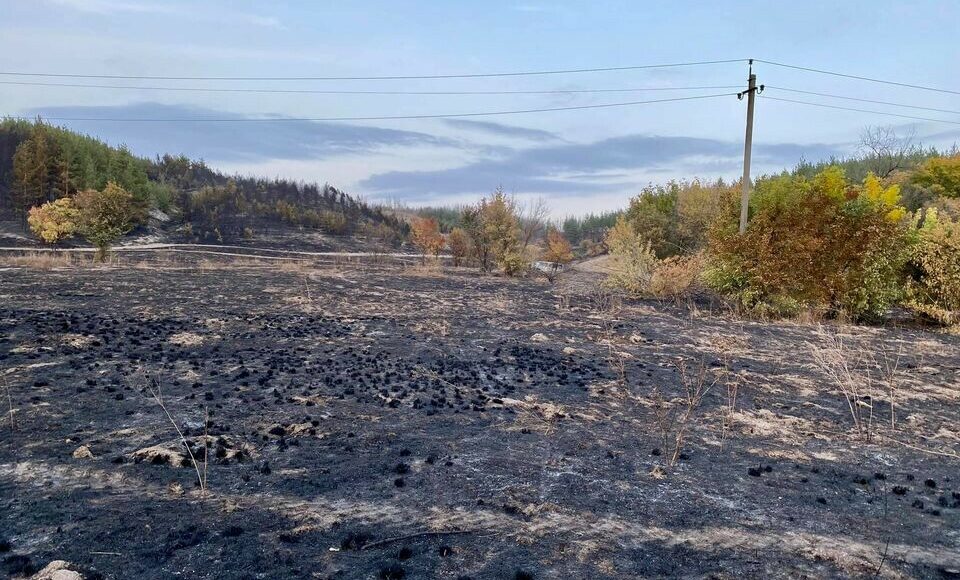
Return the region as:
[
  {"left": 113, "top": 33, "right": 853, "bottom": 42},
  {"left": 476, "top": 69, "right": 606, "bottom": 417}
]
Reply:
[
  {"left": 623, "top": 179, "right": 732, "bottom": 258},
  {"left": 500, "top": 251, "right": 529, "bottom": 277},
  {"left": 705, "top": 167, "right": 912, "bottom": 320},
  {"left": 604, "top": 216, "right": 658, "bottom": 295},
  {"left": 144, "top": 181, "right": 176, "bottom": 213},
  {"left": 906, "top": 207, "right": 960, "bottom": 325},
  {"left": 73, "top": 182, "right": 145, "bottom": 261}
]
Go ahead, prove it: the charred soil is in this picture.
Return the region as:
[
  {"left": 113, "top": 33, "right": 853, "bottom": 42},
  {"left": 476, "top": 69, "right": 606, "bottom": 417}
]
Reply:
[{"left": 1, "top": 258, "right": 959, "bottom": 579}]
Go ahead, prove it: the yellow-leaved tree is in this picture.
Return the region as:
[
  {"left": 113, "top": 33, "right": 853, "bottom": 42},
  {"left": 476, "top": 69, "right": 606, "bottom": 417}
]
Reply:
[
  {"left": 911, "top": 154, "right": 960, "bottom": 199},
  {"left": 861, "top": 173, "right": 906, "bottom": 221},
  {"left": 482, "top": 189, "right": 524, "bottom": 274},
  {"left": 27, "top": 197, "right": 79, "bottom": 243},
  {"left": 459, "top": 187, "right": 526, "bottom": 275}
]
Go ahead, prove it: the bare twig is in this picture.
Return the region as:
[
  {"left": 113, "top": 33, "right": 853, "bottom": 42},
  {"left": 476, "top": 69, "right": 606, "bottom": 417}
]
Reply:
[
  {"left": 302, "top": 275, "right": 312, "bottom": 302},
  {"left": 146, "top": 376, "right": 206, "bottom": 491},
  {"left": 877, "top": 342, "right": 903, "bottom": 431},
  {"left": 668, "top": 357, "right": 722, "bottom": 466},
  {"left": 808, "top": 329, "right": 874, "bottom": 441}
]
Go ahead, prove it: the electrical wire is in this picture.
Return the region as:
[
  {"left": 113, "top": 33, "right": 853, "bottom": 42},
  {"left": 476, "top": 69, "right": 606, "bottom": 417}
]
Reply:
[
  {"left": 0, "top": 58, "right": 747, "bottom": 81},
  {"left": 755, "top": 59, "right": 960, "bottom": 96},
  {"left": 0, "top": 79, "right": 742, "bottom": 95},
  {"left": 765, "top": 86, "right": 960, "bottom": 115},
  {"left": 11, "top": 92, "right": 737, "bottom": 122},
  {"left": 760, "top": 95, "right": 960, "bottom": 125}
]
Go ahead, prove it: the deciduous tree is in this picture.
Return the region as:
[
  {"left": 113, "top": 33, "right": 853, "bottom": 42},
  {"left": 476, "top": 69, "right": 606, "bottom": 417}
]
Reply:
[
  {"left": 27, "top": 197, "right": 79, "bottom": 243},
  {"left": 410, "top": 216, "right": 444, "bottom": 260},
  {"left": 541, "top": 228, "right": 574, "bottom": 265},
  {"left": 518, "top": 196, "right": 549, "bottom": 251},
  {"left": 447, "top": 227, "right": 471, "bottom": 267},
  {"left": 74, "top": 182, "right": 144, "bottom": 261},
  {"left": 911, "top": 154, "right": 960, "bottom": 199},
  {"left": 482, "top": 188, "right": 523, "bottom": 272},
  {"left": 604, "top": 216, "right": 657, "bottom": 294}
]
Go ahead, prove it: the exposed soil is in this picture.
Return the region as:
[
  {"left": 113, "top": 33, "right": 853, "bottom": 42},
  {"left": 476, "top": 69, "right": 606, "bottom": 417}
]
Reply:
[{"left": 1, "top": 256, "right": 959, "bottom": 579}]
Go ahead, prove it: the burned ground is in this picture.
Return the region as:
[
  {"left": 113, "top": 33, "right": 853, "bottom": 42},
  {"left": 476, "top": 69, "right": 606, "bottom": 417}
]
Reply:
[{"left": 1, "top": 257, "right": 959, "bottom": 579}]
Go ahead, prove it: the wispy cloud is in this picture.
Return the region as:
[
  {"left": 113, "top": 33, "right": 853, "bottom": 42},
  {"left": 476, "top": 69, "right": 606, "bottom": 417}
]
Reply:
[
  {"left": 24, "top": 103, "right": 455, "bottom": 161},
  {"left": 443, "top": 119, "right": 561, "bottom": 142},
  {"left": 361, "top": 134, "right": 843, "bottom": 198}
]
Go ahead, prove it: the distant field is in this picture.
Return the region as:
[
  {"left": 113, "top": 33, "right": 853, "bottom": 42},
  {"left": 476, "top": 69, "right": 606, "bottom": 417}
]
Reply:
[{"left": 1, "top": 256, "right": 959, "bottom": 579}]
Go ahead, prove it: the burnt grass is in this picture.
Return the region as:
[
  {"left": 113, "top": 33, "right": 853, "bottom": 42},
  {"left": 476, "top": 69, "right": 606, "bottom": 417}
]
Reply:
[{"left": 1, "top": 257, "right": 959, "bottom": 579}]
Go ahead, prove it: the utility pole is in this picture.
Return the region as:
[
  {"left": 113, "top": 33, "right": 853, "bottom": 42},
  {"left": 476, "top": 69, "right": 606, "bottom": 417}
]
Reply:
[{"left": 738, "top": 60, "right": 763, "bottom": 234}]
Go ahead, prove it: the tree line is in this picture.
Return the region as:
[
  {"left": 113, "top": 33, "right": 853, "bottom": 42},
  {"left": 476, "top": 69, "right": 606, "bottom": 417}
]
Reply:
[
  {"left": 1, "top": 118, "right": 408, "bottom": 249},
  {"left": 601, "top": 132, "right": 960, "bottom": 327}
]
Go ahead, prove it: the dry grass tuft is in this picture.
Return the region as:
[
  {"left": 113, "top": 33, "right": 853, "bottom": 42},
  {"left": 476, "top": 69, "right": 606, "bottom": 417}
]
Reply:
[
  {"left": 0, "top": 251, "right": 80, "bottom": 269},
  {"left": 405, "top": 260, "right": 445, "bottom": 277},
  {"left": 275, "top": 259, "right": 316, "bottom": 272}
]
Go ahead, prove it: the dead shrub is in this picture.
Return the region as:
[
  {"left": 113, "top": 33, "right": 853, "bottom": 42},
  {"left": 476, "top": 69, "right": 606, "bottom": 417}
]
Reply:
[
  {"left": 649, "top": 253, "right": 705, "bottom": 300},
  {"left": 406, "top": 260, "right": 444, "bottom": 277},
  {"left": 809, "top": 330, "right": 877, "bottom": 440},
  {"left": 651, "top": 356, "right": 726, "bottom": 467},
  {"left": 807, "top": 327, "right": 904, "bottom": 440}
]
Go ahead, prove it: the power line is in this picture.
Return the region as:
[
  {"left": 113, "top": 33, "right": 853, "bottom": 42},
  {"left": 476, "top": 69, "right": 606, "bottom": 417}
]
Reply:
[
  {"left": 755, "top": 59, "right": 960, "bottom": 96},
  {"left": 760, "top": 95, "right": 960, "bottom": 125},
  {"left": 12, "top": 92, "right": 737, "bottom": 122},
  {"left": 0, "top": 59, "right": 746, "bottom": 81},
  {"left": 765, "top": 86, "right": 960, "bottom": 115},
  {"left": 0, "top": 79, "right": 742, "bottom": 95}
]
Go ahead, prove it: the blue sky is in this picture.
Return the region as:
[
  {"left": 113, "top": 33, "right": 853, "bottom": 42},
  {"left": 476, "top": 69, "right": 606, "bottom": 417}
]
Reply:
[{"left": 3, "top": 0, "right": 959, "bottom": 216}]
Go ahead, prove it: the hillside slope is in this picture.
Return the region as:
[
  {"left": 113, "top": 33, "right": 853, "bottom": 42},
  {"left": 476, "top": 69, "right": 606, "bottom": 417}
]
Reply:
[{"left": 0, "top": 119, "right": 407, "bottom": 250}]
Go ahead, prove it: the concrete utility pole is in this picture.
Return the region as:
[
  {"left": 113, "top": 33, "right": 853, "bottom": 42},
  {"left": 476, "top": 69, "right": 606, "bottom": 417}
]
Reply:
[{"left": 738, "top": 60, "right": 762, "bottom": 234}]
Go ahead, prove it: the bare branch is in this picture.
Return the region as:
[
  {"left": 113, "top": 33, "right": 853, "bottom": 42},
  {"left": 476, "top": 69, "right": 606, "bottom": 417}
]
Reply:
[
  {"left": 858, "top": 125, "right": 916, "bottom": 178},
  {"left": 517, "top": 196, "right": 550, "bottom": 250}
]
